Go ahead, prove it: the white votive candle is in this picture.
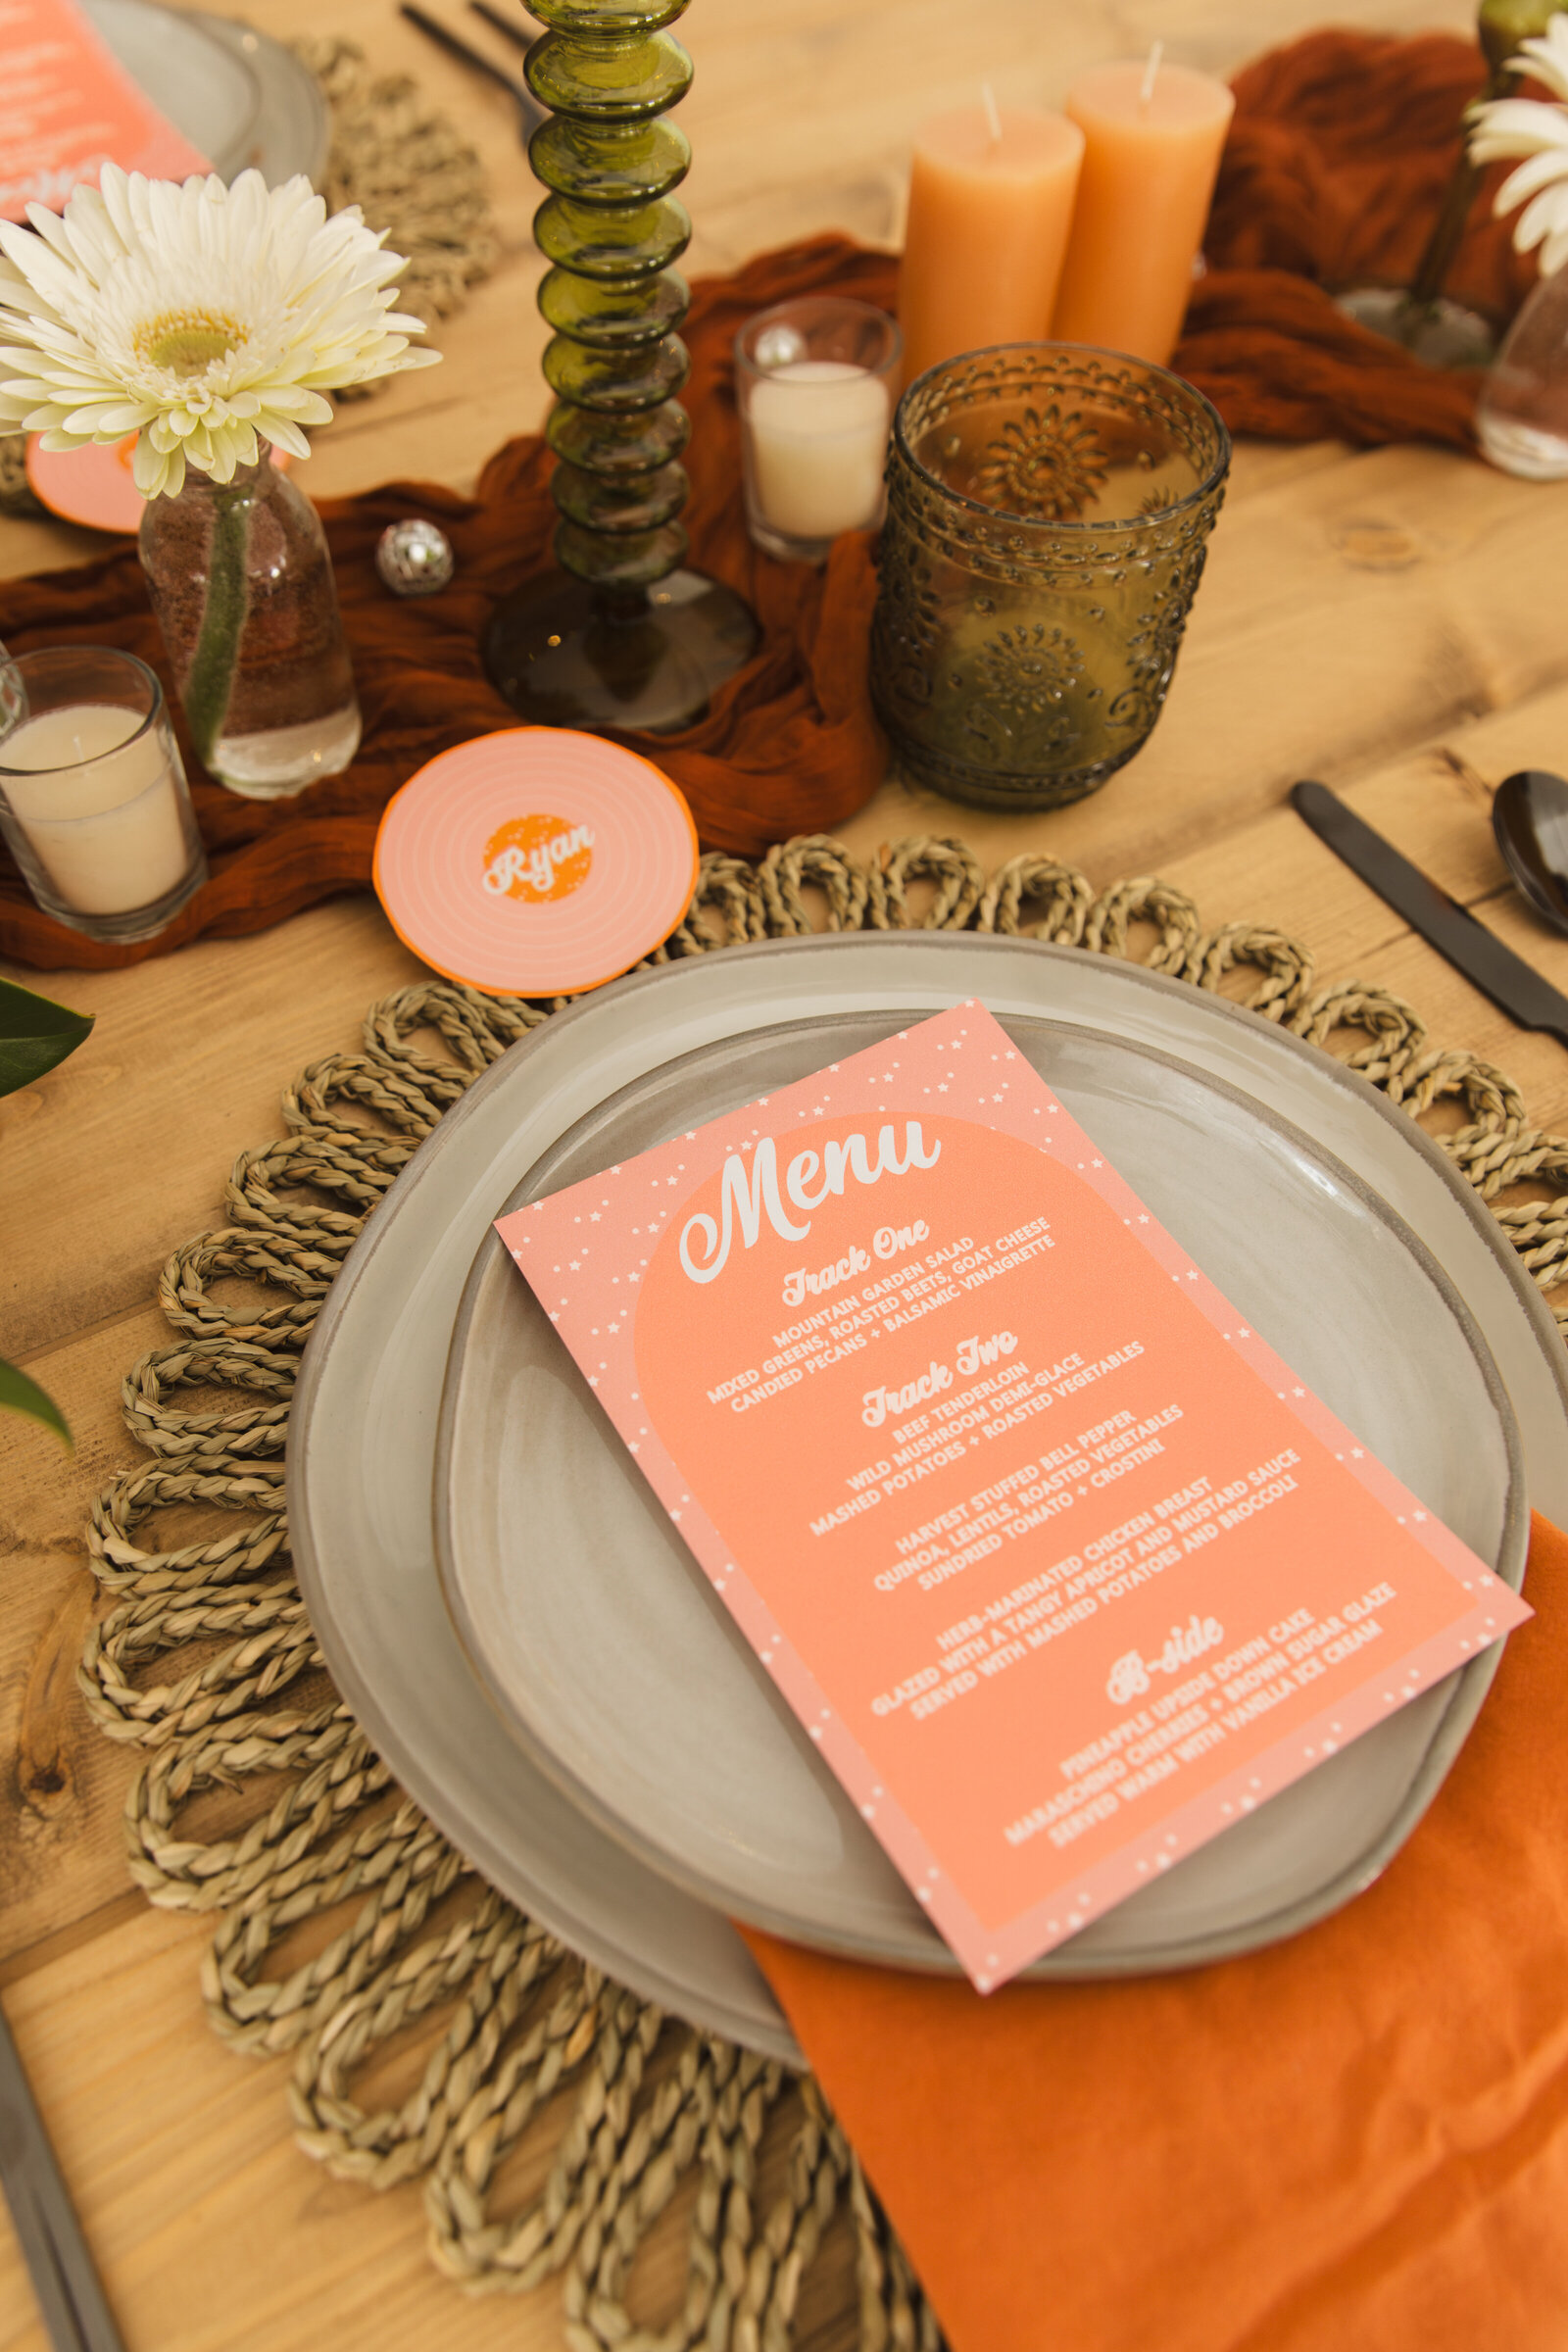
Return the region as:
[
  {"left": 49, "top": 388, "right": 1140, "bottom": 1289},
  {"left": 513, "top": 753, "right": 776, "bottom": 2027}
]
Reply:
[
  {"left": 3, "top": 702, "right": 191, "bottom": 914},
  {"left": 748, "top": 361, "right": 893, "bottom": 541}
]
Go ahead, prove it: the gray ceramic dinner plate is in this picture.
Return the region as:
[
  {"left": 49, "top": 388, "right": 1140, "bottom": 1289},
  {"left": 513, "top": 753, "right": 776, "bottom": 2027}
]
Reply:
[
  {"left": 288, "top": 936, "right": 1568, "bottom": 2061},
  {"left": 435, "top": 1015, "right": 1526, "bottom": 1975},
  {"left": 84, "top": 0, "right": 331, "bottom": 185},
  {"left": 191, "top": 12, "right": 331, "bottom": 185}
]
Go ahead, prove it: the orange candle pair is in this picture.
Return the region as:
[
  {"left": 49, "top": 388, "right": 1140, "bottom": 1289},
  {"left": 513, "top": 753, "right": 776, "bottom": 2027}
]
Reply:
[
  {"left": 1053, "top": 54, "right": 1235, "bottom": 366},
  {"left": 898, "top": 99, "right": 1084, "bottom": 387}
]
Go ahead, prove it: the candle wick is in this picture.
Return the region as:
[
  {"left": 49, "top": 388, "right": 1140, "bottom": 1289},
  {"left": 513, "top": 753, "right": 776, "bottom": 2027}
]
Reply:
[
  {"left": 1139, "top": 39, "right": 1164, "bottom": 107},
  {"left": 980, "top": 80, "right": 1003, "bottom": 146}
]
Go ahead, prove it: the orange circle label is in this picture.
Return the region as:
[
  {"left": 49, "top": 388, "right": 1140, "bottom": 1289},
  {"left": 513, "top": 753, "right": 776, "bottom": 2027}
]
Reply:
[{"left": 481, "top": 812, "right": 595, "bottom": 904}]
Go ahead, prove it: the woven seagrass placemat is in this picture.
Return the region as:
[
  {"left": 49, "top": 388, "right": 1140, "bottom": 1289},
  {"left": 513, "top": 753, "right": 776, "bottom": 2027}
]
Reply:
[{"left": 75, "top": 834, "right": 1568, "bottom": 2352}]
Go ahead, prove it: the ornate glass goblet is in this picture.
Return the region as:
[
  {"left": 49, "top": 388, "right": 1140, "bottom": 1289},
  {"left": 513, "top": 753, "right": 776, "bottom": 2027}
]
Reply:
[{"left": 870, "top": 344, "right": 1230, "bottom": 811}]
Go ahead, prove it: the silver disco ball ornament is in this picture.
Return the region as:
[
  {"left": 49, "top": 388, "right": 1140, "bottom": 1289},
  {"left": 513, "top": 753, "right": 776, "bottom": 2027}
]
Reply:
[{"left": 376, "top": 517, "right": 456, "bottom": 598}]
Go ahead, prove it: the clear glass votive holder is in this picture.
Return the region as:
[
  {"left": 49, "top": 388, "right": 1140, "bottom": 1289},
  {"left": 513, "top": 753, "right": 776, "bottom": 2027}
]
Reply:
[
  {"left": 870, "top": 343, "right": 1231, "bottom": 810},
  {"left": 0, "top": 648, "right": 208, "bottom": 942},
  {"left": 1477, "top": 265, "right": 1568, "bottom": 480},
  {"left": 735, "top": 297, "right": 903, "bottom": 563}
]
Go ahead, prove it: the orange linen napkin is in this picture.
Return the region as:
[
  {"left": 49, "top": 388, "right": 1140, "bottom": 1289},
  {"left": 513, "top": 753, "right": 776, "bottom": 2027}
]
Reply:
[{"left": 744, "top": 1509, "right": 1568, "bottom": 2352}]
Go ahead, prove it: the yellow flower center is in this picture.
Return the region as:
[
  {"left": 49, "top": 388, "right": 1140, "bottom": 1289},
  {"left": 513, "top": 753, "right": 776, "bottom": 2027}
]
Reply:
[{"left": 135, "top": 308, "right": 245, "bottom": 377}]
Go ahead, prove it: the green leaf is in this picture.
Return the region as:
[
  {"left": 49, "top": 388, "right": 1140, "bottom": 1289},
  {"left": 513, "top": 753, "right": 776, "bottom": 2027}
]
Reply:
[
  {"left": 0, "top": 976, "right": 93, "bottom": 1098},
  {"left": 0, "top": 1357, "right": 72, "bottom": 1447}
]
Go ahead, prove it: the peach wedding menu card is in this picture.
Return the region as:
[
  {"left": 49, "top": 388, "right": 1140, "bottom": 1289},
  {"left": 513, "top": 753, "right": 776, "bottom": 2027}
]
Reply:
[
  {"left": 0, "top": 0, "right": 210, "bottom": 222},
  {"left": 497, "top": 1004, "right": 1530, "bottom": 1988}
]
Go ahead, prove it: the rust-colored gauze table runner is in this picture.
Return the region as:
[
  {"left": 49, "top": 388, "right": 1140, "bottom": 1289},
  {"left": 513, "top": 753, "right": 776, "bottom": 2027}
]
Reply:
[
  {"left": 0, "top": 28, "right": 1540, "bottom": 969},
  {"left": 745, "top": 1511, "right": 1568, "bottom": 2352}
]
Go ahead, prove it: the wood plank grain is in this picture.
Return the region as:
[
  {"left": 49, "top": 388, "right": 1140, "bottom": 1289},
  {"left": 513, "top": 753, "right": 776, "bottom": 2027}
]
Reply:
[
  {"left": 837, "top": 452, "right": 1568, "bottom": 885},
  {"left": 0, "top": 898, "right": 423, "bottom": 1357},
  {"left": 0, "top": 1306, "right": 189, "bottom": 1972},
  {"left": 0, "top": 3, "right": 1555, "bottom": 2346},
  {"left": 0, "top": 1907, "right": 860, "bottom": 2352},
  {"left": 1093, "top": 681, "right": 1568, "bottom": 1143},
  {"left": 1108, "top": 684, "right": 1568, "bottom": 960}
]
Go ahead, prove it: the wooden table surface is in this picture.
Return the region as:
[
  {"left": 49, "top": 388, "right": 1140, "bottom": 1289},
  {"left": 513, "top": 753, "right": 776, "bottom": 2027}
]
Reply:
[{"left": 7, "top": 0, "right": 1568, "bottom": 2345}]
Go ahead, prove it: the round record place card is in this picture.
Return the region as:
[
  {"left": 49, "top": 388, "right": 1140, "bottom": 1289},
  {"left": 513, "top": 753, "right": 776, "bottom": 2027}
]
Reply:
[{"left": 372, "top": 727, "right": 700, "bottom": 997}]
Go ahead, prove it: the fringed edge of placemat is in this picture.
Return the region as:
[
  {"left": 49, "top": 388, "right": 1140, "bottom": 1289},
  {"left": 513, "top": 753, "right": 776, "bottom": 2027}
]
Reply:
[{"left": 73, "top": 836, "right": 1568, "bottom": 2352}]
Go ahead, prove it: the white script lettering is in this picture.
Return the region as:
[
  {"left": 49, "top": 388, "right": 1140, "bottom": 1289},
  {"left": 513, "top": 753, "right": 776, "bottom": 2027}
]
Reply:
[
  {"left": 679, "top": 1124, "right": 941, "bottom": 1286},
  {"left": 874, "top": 1220, "right": 929, "bottom": 1258},
  {"left": 1106, "top": 1615, "right": 1225, "bottom": 1703},
  {"left": 482, "top": 823, "right": 593, "bottom": 896},
  {"left": 861, "top": 1359, "right": 954, "bottom": 1428},
  {"left": 956, "top": 1330, "right": 1017, "bottom": 1375},
  {"left": 782, "top": 1246, "right": 872, "bottom": 1306}
]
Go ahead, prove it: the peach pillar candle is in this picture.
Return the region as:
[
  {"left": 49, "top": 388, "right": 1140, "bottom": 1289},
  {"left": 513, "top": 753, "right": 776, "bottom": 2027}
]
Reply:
[
  {"left": 899, "top": 99, "right": 1085, "bottom": 385},
  {"left": 1052, "top": 54, "right": 1235, "bottom": 367}
]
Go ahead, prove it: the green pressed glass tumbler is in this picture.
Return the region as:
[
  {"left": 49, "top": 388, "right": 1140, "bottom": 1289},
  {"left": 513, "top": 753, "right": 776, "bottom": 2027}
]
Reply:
[
  {"left": 482, "top": 0, "right": 759, "bottom": 735},
  {"left": 870, "top": 344, "right": 1230, "bottom": 810}
]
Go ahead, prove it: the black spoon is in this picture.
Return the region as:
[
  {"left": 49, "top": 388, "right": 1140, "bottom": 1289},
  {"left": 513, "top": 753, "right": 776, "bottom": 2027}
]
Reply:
[{"left": 1493, "top": 768, "right": 1568, "bottom": 936}]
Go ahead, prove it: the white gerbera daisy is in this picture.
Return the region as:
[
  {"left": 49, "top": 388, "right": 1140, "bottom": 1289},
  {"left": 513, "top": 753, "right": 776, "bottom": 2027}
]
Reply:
[
  {"left": 0, "top": 165, "right": 440, "bottom": 498},
  {"left": 1471, "top": 14, "right": 1568, "bottom": 277}
]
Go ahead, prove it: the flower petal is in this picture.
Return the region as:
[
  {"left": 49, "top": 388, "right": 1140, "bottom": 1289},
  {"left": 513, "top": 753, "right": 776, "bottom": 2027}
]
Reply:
[
  {"left": 1514, "top": 18, "right": 1568, "bottom": 107},
  {"left": 1513, "top": 176, "right": 1568, "bottom": 258},
  {"left": 1494, "top": 147, "right": 1568, "bottom": 217},
  {"left": 258, "top": 416, "right": 311, "bottom": 459},
  {"left": 0, "top": 163, "right": 443, "bottom": 450}
]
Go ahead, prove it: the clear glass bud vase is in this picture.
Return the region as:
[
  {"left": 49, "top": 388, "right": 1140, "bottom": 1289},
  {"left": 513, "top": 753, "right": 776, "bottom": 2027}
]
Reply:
[
  {"left": 1477, "top": 266, "right": 1568, "bottom": 481},
  {"left": 138, "top": 454, "right": 361, "bottom": 798}
]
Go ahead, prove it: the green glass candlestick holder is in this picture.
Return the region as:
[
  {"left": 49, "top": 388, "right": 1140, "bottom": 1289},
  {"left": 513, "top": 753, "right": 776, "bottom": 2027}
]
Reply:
[{"left": 482, "top": 0, "right": 759, "bottom": 734}]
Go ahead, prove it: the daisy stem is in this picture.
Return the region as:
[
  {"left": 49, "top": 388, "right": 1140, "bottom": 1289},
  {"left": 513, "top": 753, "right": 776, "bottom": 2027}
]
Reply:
[{"left": 183, "top": 485, "right": 252, "bottom": 766}]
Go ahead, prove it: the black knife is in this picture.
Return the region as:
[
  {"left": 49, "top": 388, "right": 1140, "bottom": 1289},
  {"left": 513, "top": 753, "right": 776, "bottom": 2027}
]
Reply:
[
  {"left": 0, "top": 1999, "right": 126, "bottom": 2352},
  {"left": 1291, "top": 778, "right": 1568, "bottom": 1049}
]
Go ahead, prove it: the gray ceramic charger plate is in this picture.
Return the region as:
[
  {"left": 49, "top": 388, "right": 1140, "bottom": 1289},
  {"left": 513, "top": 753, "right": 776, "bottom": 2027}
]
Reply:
[
  {"left": 288, "top": 935, "right": 1568, "bottom": 2062},
  {"left": 84, "top": 0, "right": 331, "bottom": 184},
  {"left": 436, "top": 1014, "right": 1526, "bottom": 1976}
]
